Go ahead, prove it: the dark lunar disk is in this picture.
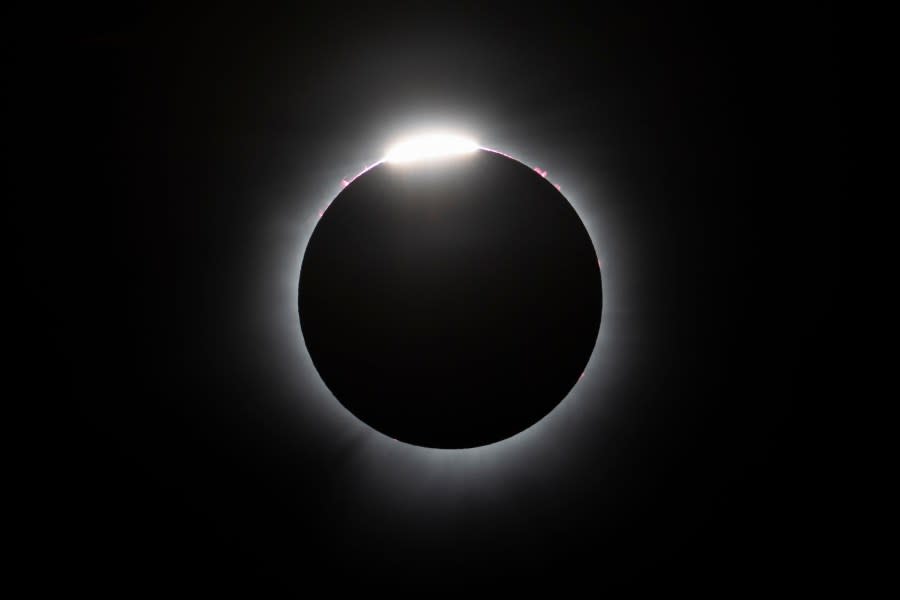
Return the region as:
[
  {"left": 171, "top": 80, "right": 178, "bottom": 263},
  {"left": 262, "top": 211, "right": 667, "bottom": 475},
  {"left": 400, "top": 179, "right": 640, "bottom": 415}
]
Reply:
[{"left": 299, "top": 149, "right": 602, "bottom": 448}]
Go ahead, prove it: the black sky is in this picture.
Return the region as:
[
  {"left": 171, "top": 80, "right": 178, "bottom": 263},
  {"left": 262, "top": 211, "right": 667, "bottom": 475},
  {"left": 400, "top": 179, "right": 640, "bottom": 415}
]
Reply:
[{"left": 14, "top": 1, "right": 839, "bottom": 590}]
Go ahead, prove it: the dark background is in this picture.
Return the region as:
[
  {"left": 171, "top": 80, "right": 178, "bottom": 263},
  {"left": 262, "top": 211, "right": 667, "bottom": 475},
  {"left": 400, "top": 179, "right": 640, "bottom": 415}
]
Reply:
[{"left": 14, "top": 1, "right": 838, "bottom": 589}]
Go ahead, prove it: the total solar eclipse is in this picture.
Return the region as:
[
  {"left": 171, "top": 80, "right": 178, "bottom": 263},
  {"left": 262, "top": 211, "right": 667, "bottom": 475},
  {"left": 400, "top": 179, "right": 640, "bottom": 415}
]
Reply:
[{"left": 299, "top": 136, "right": 603, "bottom": 448}]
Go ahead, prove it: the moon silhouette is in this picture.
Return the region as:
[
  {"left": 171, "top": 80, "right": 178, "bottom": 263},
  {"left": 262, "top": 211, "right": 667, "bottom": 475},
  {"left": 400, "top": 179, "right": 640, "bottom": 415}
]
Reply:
[{"left": 299, "top": 149, "right": 602, "bottom": 448}]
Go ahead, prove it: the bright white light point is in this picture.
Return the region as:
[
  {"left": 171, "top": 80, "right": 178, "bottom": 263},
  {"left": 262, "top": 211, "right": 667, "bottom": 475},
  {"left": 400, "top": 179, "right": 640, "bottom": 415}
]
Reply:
[{"left": 384, "top": 133, "right": 479, "bottom": 164}]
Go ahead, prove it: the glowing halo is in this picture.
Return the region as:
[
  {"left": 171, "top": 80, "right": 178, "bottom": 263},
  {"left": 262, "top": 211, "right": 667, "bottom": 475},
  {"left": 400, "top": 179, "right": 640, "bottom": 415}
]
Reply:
[{"left": 255, "top": 125, "right": 629, "bottom": 468}]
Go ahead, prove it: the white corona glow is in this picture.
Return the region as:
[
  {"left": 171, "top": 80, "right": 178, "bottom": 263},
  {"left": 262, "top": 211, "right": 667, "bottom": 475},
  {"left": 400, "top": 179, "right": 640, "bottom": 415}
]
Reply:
[{"left": 383, "top": 133, "right": 479, "bottom": 164}]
